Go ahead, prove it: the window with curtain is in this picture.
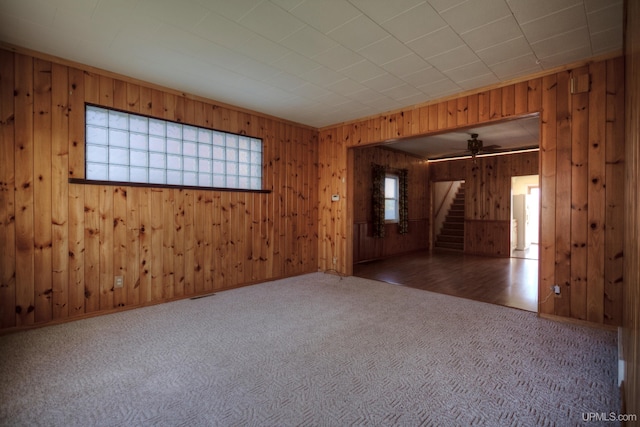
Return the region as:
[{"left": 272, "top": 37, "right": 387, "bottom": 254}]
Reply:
[
  {"left": 385, "top": 174, "right": 399, "bottom": 222},
  {"left": 372, "top": 165, "right": 409, "bottom": 237}
]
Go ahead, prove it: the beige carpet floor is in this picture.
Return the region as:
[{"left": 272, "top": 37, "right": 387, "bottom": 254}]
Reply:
[{"left": 0, "top": 273, "right": 619, "bottom": 426}]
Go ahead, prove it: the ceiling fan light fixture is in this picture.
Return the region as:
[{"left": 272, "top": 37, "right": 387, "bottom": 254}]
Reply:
[{"left": 467, "top": 133, "right": 483, "bottom": 156}]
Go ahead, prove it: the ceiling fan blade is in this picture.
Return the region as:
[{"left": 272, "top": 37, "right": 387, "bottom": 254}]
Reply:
[{"left": 481, "top": 144, "right": 502, "bottom": 152}]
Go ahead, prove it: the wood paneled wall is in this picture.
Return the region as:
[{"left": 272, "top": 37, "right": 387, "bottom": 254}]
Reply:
[
  {"left": 319, "top": 57, "right": 625, "bottom": 328},
  {"left": 623, "top": 0, "right": 640, "bottom": 418},
  {"left": 430, "top": 151, "right": 539, "bottom": 257},
  {"left": 0, "top": 49, "right": 318, "bottom": 331},
  {"left": 352, "top": 146, "right": 429, "bottom": 263}
]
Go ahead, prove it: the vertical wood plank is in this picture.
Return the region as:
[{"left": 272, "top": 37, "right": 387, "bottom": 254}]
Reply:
[
  {"left": 570, "top": 68, "right": 589, "bottom": 320},
  {"left": 514, "top": 81, "right": 528, "bottom": 115},
  {"left": 0, "top": 50, "right": 16, "bottom": 328},
  {"left": 173, "top": 189, "right": 185, "bottom": 297},
  {"left": 68, "top": 183, "right": 85, "bottom": 316},
  {"left": 126, "top": 187, "right": 140, "bottom": 306},
  {"left": 138, "top": 188, "right": 152, "bottom": 303},
  {"left": 68, "top": 68, "right": 85, "bottom": 180},
  {"left": 539, "top": 74, "right": 557, "bottom": 315},
  {"left": 33, "top": 58, "right": 53, "bottom": 323},
  {"left": 98, "top": 186, "right": 114, "bottom": 309},
  {"left": 150, "top": 188, "right": 163, "bottom": 301},
  {"left": 84, "top": 185, "right": 100, "bottom": 313},
  {"left": 587, "top": 61, "right": 607, "bottom": 323},
  {"left": 183, "top": 189, "right": 195, "bottom": 295},
  {"left": 604, "top": 58, "right": 624, "bottom": 325},
  {"left": 14, "top": 54, "right": 35, "bottom": 326},
  {"left": 51, "top": 63, "right": 69, "bottom": 319},
  {"left": 68, "top": 67, "right": 85, "bottom": 315},
  {"left": 554, "top": 70, "right": 572, "bottom": 317},
  {"left": 162, "top": 189, "right": 175, "bottom": 299},
  {"left": 113, "top": 187, "right": 127, "bottom": 308}
]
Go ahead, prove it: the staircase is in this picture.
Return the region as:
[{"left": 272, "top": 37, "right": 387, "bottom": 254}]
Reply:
[{"left": 434, "top": 184, "right": 465, "bottom": 251}]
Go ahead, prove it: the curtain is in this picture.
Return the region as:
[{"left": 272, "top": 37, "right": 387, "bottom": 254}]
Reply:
[
  {"left": 398, "top": 169, "right": 409, "bottom": 235},
  {"left": 372, "top": 163, "right": 386, "bottom": 238}
]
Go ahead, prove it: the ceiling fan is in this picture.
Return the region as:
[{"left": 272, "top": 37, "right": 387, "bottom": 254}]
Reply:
[{"left": 466, "top": 133, "right": 501, "bottom": 159}]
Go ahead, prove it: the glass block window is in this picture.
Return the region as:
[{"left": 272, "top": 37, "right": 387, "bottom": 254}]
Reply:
[{"left": 85, "top": 105, "right": 263, "bottom": 190}]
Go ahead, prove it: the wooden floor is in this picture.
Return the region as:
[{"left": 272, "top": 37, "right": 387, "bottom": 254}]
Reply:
[{"left": 353, "top": 249, "right": 538, "bottom": 312}]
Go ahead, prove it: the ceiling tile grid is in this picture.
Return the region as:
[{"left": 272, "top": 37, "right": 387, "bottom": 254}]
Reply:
[{"left": 0, "top": 0, "right": 624, "bottom": 128}]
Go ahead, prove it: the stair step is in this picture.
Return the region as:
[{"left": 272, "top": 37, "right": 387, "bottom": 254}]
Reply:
[
  {"left": 443, "top": 222, "right": 464, "bottom": 230},
  {"left": 440, "top": 227, "right": 464, "bottom": 236},
  {"left": 434, "top": 241, "right": 464, "bottom": 250},
  {"left": 436, "top": 235, "right": 463, "bottom": 243}
]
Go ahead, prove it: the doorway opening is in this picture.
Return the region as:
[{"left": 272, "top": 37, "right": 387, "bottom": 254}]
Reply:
[{"left": 510, "top": 175, "right": 540, "bottom": 260}]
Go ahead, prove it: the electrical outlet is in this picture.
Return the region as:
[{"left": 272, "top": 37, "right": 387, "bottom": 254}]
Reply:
[
  {"left": 114, "top": 276, "right": 124, "bottom": 289},
  {"left": 553, "top": 285, "right": 561, "bottom": 295},
  {"left": 332, "top": 257, "right": 337, "bottom": 265}
]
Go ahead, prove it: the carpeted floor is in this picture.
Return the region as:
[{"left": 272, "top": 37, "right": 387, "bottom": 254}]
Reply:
[{"left": 0, "top": 273, "right": 620, "bottom": 426}]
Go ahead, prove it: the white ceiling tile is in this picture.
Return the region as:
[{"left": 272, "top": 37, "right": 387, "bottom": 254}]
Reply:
[
  {"left": 263, "top": 71, "right": 309, "bottom": 91},
  {"left": 339, "top": 59, "right": 386, "bottom": 82},
  {"left": 417, "top": 78, "right": 461, "bottom": 98},
  {"left": 346, "top": 87, "right": 387, "bottom": 103},
  {"left": 289, "top": 0, "right": 361, "bottom": 33},
  {"left": 395, "top": 92, "right": 430, "bottom": 106},
  {"left": 0, "top": 0, "right": 58, "bottom": 27},
  {"left": 361, "top": 72, "right": 406, "bottom": 92},
  {"left": 381, "top": 53, "right": 431, "bottom": 78},
  {"left": 591, "top": 27, "right": 623, "bottom": 54},
  {"left": 520, "top": 4, "right": 588, "bottom": 43},
  {"left": 442, "top": 0, "right": 511, "bottom": 34},
  {"left": 271, "top": 51, "right": 320, "bottom": 74},
  {"left": 291, "top": 82, "right": 332, "bottom": 99},
  {"left": 194, "top": 12, "right": 255, "bottom": 47},
  {"left": 300, "top": 66, "right": 346, "bottom": 87},
  {"left": 233, "top": 58, "right": 282, "bottom": 82},
  {"left": 461, "top": 16, "right": 523, "bottom": 51},
  {"left": 326, "top": 78, "right": 368, "bottom": 95},
  {"left": 136, "top": 0, "right": 209, "bottom": 28},
  {"left": 584, "top": 0, "right": 622, "bottom": 14},
  {"left": 475, "top": 36, "right": 533, "bottom": 66},
  {"left": 587, "top": 3, "right": 623, "bottom": 34},
  {"left": 280, "top": 26, "right": 337, "bottom": 58},
  {"left": 446, "top": 61, "right": 494, "bottom": 84},
  {"left": 327, "top": 14, "right": 388, "bottom": 51},
  {"left": 357, "top": 36, "right": 413, "bottom": 65},
  {"left": 315, "top": 91, "right": 353, "bottom": 107},
  {"left": 456, "top": 73, "right": 501, "bottom": 91},
  {"left": 364, "top": 96, "right": 403, "bottom": 112},
  {"left": 312, "top": 45, "right": 365, "bottom": 71},
  {"left": 490, "top": 53, "right": 542, "bottom": 79},
  {"left": 379, "top": 2, "right": 447, "bottom": 43},
  {"left": 347, "top": 0, "right": 426, "bottom": 23},
  {"left": 538, "top": 44, "right": 592, "bottom": 68},
  {"left": 426, "top": 0, "right": 466, "bottom": 13},
  {"left": 428, "top": 45, "right": 479, "bottom": 71},
  {"left": 530, "top": 26, "right": 590, "bottom": 59},
  {"left": 269, "top": 0, "right": 306, "bottom": 12},
  {"left": 407, "top": 26, "right": 464, "bottom": 59},
  {"left": 400, "top": 66, "right": 447, "bottom": 87},
  {"left": 381, "top": 83, "right": 420, "bottom": 101},
  {"left": 238, "top": 1, "right": 304, "bottom": 42},
  {"left": 506, "top": 0, "right": 582, "bottom": 24},
  {"left": 195, "top": 0, "right": 263, "bottom": 21},
  {"left": 239, "top": 35, "right": 291, "bottom": 64}
]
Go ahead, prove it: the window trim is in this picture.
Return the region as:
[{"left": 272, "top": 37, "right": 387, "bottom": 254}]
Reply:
[{"left": 78, "top": 103, "right": 268, "bottom": 193}]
